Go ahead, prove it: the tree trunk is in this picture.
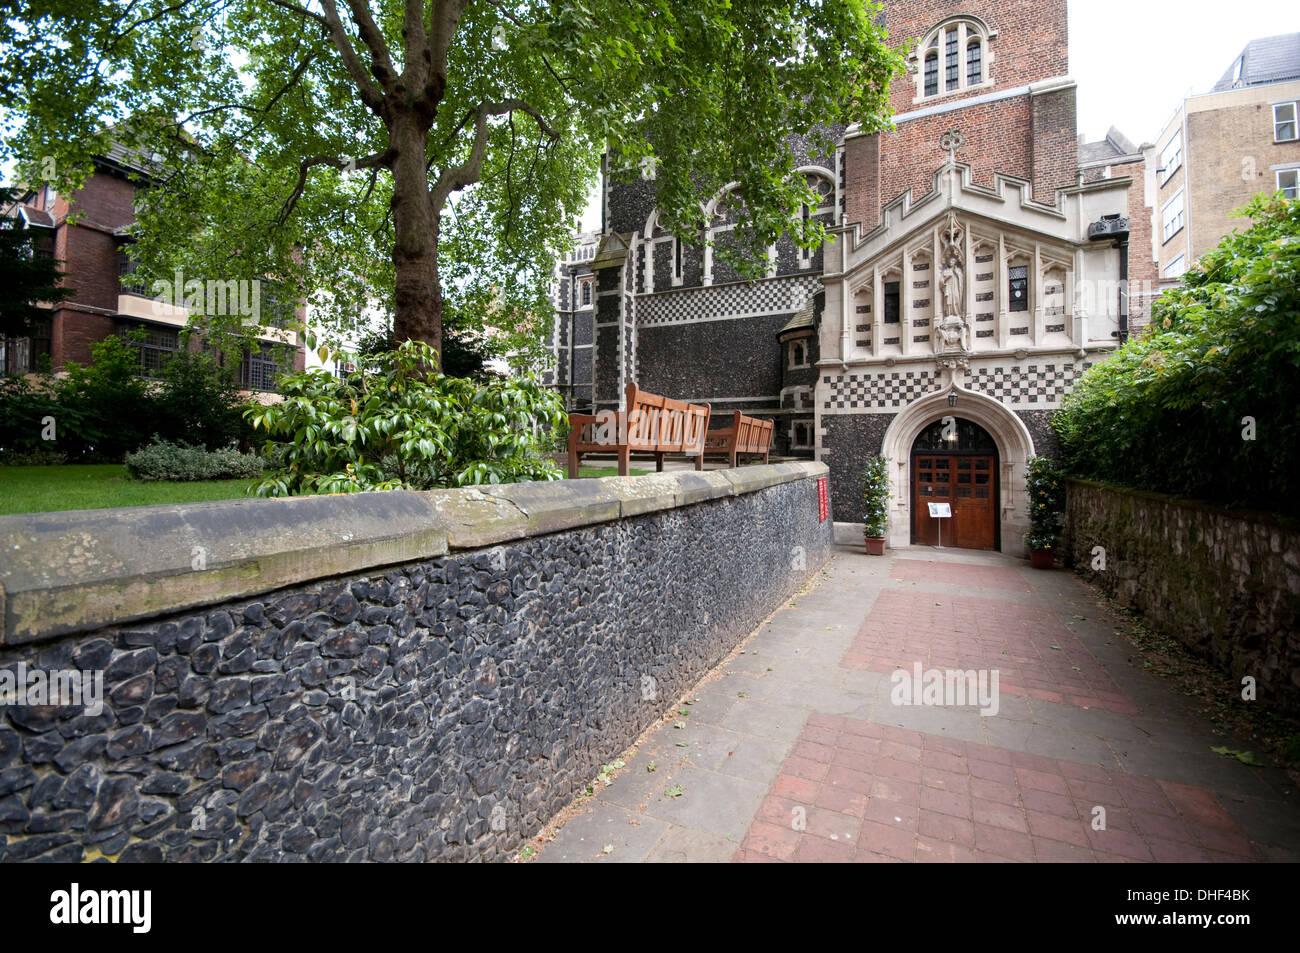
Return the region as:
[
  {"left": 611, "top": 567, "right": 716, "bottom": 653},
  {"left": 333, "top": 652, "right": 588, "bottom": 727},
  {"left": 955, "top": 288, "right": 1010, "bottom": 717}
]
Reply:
[{"left": 389, "top": 114, "right": 442, "bottom": 366}]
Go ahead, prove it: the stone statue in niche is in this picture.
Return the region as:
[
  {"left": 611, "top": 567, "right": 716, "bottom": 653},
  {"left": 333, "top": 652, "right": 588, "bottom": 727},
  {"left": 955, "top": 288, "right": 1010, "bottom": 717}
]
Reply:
[{"left": 937, "top": 216, "right": 968, "bottom": 353}]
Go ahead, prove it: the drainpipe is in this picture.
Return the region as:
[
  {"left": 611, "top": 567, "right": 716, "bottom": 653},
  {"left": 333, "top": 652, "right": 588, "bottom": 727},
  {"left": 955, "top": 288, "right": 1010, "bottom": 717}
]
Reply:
[{"left": 1116, "top": 234, "right": 1129, "bottom": 344}]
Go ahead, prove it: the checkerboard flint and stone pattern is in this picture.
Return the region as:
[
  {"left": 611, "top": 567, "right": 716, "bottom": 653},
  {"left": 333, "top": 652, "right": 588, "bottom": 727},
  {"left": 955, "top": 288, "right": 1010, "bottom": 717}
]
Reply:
[
  {"left": 967, "top": 361, "right": 1095, "bottom": 407},
  {"left": 734, "top": 717, "right": 1259, "bottom": 863},
  {"left": 823, "top": 370, "right": 941, "bottom": 410},
  {"left": 635, "top": 275, "right": 821, "bottom": 328}
]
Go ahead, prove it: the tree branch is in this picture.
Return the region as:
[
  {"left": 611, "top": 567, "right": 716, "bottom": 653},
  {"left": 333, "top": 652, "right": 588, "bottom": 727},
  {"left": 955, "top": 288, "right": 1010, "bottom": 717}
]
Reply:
[
  {"left": 317, "top": 0, "right": 388, "bottom": 117},
  {"left": 276, "top": 150, "right": 394, "bottom": 226},
  {"left": 340, "top": 0, "right": 398, "bottom": 89},
  {"left": 430, "top": 99, "right": 560, "bottom": 208},
  {"left": 263, "top": 0, "right": 327, "bottom": 29}
]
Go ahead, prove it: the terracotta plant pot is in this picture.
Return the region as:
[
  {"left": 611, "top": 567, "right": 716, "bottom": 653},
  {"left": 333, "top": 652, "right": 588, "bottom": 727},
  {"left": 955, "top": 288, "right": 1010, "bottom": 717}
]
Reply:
[
  {"left": 1029, "top": 548, "right": 1055, "bottom": 570},
  {"left": 864, "top": 536, "right": 886, "bottom": 556}
]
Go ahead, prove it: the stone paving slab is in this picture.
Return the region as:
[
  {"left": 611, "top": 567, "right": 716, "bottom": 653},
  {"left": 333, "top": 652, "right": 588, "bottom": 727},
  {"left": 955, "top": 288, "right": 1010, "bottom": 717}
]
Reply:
[{"left": 533, "top": 545, "right": 1300, "bottom": 863}]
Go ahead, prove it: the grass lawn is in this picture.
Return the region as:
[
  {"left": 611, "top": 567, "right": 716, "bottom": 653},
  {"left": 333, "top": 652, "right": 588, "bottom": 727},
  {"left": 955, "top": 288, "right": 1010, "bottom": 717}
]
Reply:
[
  {"left": 0, "top": 465, "right": 262, "bottom": 515},
  {"left": 0, "top": 463, "right": 655, "bottom": 515}
]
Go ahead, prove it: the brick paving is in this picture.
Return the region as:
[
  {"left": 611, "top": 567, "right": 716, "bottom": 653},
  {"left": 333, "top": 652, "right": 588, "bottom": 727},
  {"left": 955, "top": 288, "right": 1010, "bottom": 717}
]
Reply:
[{"left": 535, "top": 545, "right": 1300, "bottom": 864}]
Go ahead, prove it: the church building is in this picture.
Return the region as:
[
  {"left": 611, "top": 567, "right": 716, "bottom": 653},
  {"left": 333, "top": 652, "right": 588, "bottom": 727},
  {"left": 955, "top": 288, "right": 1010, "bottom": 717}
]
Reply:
[{"left": 548, "top": 0, "right": 1157, "bottom": 555}]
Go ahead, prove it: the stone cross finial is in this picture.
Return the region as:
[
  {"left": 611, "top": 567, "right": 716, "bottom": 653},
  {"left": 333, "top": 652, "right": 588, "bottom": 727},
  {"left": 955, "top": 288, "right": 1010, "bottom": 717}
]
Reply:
[{"left": 940, "top": 127, "right": 964, "bottom": 162}]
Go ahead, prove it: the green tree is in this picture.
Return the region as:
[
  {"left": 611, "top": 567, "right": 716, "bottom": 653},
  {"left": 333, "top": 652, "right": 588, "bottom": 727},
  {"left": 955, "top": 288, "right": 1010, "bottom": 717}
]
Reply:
[
  {"left": 2, "top": 1, "right": 904, "bottom": 367},
  {"left": 0, "top": 187, "right": 72, "bottom": 341},
  {"left": 1054, "top": 193, "right": 1300, "bottom": 513}
]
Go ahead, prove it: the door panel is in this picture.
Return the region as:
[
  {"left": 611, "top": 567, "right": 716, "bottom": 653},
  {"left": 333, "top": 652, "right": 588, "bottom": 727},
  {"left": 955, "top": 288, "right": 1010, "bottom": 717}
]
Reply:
[{"left": 912, "top": 454, "right": 996, "bottom": 549}]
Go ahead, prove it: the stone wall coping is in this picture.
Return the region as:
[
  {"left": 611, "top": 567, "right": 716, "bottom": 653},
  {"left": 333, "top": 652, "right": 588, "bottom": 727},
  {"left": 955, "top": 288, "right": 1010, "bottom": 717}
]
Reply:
[{"left": 0, "top": 462, "right": 828, "bottom": 646}]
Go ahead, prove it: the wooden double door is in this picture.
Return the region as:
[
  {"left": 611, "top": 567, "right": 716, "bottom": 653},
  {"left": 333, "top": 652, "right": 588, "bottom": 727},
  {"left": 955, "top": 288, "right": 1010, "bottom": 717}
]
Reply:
[{"left": 912, "top": 453, "right": 998, "bottom": 550}]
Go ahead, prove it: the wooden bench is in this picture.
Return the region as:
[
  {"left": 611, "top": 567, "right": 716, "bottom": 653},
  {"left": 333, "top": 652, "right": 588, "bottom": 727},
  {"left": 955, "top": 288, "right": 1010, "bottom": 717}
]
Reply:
[
  {"left": 703, "top": 412, "right": 774, "bottom": 468},
  {"left": 567, "top": 382, "right": 711, "bottom": 477}
]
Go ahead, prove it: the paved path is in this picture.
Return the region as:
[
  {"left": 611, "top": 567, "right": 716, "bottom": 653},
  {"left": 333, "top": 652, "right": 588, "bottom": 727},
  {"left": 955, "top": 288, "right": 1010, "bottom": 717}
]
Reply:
[{"left": 535, "top": 545, "right": 1300, "bottom": 863}]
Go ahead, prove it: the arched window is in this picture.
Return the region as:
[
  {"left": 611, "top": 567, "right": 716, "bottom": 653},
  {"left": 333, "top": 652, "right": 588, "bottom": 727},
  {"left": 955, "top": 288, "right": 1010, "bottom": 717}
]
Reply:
[
  {"left": 915, "top": 17, "right": 992, "bottom": 101},
  {"left": 581, "top": 279, "right": 591, "bottom": 306},
  {"left": 966, "top": 39, "right": 983, "bottom": 86}
]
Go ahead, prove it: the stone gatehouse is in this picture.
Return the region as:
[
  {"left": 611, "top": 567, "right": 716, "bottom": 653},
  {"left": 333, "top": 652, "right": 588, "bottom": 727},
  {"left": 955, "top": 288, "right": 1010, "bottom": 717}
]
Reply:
[{"left": 548, "top": 0, "right": 1159, "bottom": 555}]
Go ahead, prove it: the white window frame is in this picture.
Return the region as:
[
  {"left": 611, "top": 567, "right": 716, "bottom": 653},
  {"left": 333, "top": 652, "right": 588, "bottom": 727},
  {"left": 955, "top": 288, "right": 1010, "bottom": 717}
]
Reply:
[
  {"left": 1279, "top": 168, "right": 1299, "bottom": 200},
  {"left": 1159, "top": 131, "right": 1182, "bottom": 185},
  {"left": 1162, "top": 254, "right": 1186, "bottom": 280},
  {"left": 1274, "top": 102, "right": 1298, "bottom": 143},
  {"left": 578, "top": 276, "right": 593, "bottom": 308},
  {"left": 1162, "top": 190, "right": 1185, "bottom": 244},
  {"left": 788, "top": 339, "right": 809, "bottom": 370}
]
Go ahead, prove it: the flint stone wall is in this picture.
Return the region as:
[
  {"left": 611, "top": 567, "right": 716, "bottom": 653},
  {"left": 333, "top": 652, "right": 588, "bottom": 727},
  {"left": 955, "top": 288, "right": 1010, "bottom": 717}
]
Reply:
[
  {"left": 0, "top": 463, "right": 832, "bottom": 862},
  {"left": 1063, "top": 479, "right": 1300, "bottom": 714}
]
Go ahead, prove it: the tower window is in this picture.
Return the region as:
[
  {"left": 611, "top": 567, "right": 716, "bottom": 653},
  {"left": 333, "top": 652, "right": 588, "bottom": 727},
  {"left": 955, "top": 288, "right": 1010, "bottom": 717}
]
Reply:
[
  {"left": 924, "top": 51, "right": 938, "bottom": 97},
  {"left": 581, "top": 280, "right": 591, "bottom": 306},
  {"left": 883, "top": 281, "right": 900, "bottom": 323},
  {"left": 966, "top": 41, "right": 982, "bottom": 86},
  {"left": 945, "top": 28, "right": 959, "bottom": 91},
  {"left": 1008, "top": 266, "right": 1029, "bottom": 312}
]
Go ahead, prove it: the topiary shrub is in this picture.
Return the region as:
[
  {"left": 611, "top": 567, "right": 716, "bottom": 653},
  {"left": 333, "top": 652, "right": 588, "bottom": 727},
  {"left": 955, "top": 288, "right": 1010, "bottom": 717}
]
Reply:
[
  {"left": 1025, "top": 455, "right": 1065, "bottom": 551},
  {"left": 862, "top": 454, "right": 891, "bottom": 537},
  {"left": 124, "top": 437, "right": 265, "bottom": 482}
]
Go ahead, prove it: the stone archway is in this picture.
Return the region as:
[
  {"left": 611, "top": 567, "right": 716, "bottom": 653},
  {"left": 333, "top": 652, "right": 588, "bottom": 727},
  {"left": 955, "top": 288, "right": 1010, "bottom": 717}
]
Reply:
[{"left": 879, "top": 385, "right": 1036, "bottom": 555}]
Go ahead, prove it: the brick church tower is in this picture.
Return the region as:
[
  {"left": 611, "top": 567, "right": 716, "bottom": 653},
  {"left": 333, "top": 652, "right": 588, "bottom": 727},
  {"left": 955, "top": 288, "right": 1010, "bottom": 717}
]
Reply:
[{"left": 550, "top": 0, "right": 1155, "bottom": 555}]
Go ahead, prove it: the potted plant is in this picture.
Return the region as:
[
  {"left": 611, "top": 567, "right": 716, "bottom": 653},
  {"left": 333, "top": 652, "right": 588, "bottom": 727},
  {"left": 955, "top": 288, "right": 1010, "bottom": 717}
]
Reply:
[
  {"left": 1024, "top": 455, "right": 1064, "bottom": 569},
  {"left": 862, "top": 455, "right": 891, "bottom": 555}
]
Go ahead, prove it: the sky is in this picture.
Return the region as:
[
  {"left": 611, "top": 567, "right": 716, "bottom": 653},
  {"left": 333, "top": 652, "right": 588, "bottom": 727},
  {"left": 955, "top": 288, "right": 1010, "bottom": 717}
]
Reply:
[{"left": 580, "top": 0, "right": 1297, "bottom": 231}]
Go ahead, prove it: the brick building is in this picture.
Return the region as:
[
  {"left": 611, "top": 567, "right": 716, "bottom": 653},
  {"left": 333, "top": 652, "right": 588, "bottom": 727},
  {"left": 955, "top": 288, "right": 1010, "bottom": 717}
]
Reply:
[
  {"left": 1153, "top": 33, "right": 1300, "bottom": 287},
  {"left": 549, "top": 0, "right": 1156, "bottom": 554},
  {"left": 1, "top": 141, "right": 304, "bottom": 387}
]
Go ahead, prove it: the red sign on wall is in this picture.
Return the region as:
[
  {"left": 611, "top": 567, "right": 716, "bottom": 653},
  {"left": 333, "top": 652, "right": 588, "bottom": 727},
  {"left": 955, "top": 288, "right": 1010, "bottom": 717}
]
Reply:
[{"left": 817, "top": 477, "right": 829, "bottom": 523}]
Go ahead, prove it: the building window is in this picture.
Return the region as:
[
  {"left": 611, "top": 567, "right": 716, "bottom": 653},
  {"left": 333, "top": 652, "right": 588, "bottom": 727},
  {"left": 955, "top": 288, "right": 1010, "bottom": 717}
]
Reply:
[
  {"left": 1159, "top": 131, "right": 1182, "bottom": 185},
  {"left": 792, "top": 421, "right": 812, "bottom": 449},
  {"left": 917, "top": 19, "right": 991, "bottom": 101},
  {"left": 239, "top": 343, "right": 288, "bottom": 392},
  {"left": 121, "top": 322, "right": 180, "bottom": 378},
  {"left": 944, "top": 28, "right": 959, "bottom": 91},
  {"left": 1162, "top": 190, "right": 1184, "bottom": 243},
  {"left": 581, "top": 279, "right": 591, "bottom": 306},
  {"left": 1008, "top": 266, "right": 1029, "bottom": 312},
  {"left": 1163, "top": 255, "right": 1186, "bottom": 280},
  {"left": 883, "top": 281, "right": 900, "bottom": 323},
  {"left": 1275, "top": 102, "right": 1298, "bottom": 142},
  {"left": 1279, "top": 168, "right": 1299, "bottom": 200},
  {"left": 966, "top": 40, "right": 982, "bottom": 87},
  {"left": 789, "top": 340, "right": 808, "bottom": 369},
  {"left": 117, "top": 244, "right": 148, "bottom": 295},
  {"left": 1, "top": 321, "right": 52, "bottom": 374}
]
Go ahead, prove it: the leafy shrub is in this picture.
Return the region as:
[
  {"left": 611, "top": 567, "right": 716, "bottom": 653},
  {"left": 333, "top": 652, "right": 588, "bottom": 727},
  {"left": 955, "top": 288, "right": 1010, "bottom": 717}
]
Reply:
[
  {"left": 245, "top": 339, "right": 566, "bottom": 496},
  {"left": 0, "top": 447, "right": 67, "bottom": 466},
  {"left": 152, "top": 347, "right": 253, "bottom": 450},
  {"left": 52, "top": 332, "right": 156, "bottom": 462},
  {"left": 1054, "top": 193, "right": 1300, "bottom": 513},
  {"left": 0, "top": 372, "right": 72, "bottom": 456},
  {"left": 1025, "top": 456, "right": 1065, "bottom": 551},
  {"left": 124, "top": 437, "right": 265, "bottom": 482},
  {"left": 862, "top": 455, "right": 891, "bottom": 537}
]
